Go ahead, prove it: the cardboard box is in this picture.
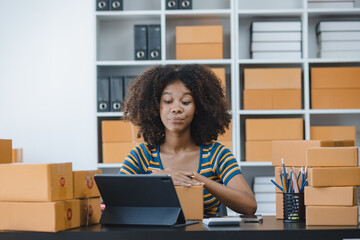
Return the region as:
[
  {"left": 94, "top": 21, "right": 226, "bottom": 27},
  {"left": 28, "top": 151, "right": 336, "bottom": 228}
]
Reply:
[
  {"left": 310, "top": 126, "right": 356, "bottom": 143},
  {"left": 308, "top": 167, "right": 360, "bottom": 187},
  {"left": 79, "top": 197, "right": 101, "bottom": 226},
  {"left": 244, "top": 68, "right": 302, "bottom": 90},
  {"left": 220, "top": 141, "right": 232, "bottom": 152},
  {"left": 245, "top": 118, "right": 303, "bottom": 141},
  {"left": 175, "top": 186, "right": 203, "bottom": 220},
  {"left": 0, "top": 163, "right": 73, "bottom": 202},
  {"left": 102, "top": 120, "right": 141, "bottom": 143},
  {"left": 0, "top": 199, "right": 80, "bottom": 232},
  {"left": 306, "top": 206, "right": 358, "bottom": 226},
  {"left": 0, "top": 139, "right": 12, "bottom": 164},
  {"left": 274, "top": 167, "right": 303, "bottom": 193},
  {"left": 276, "top": 193, "right": 284, "bottom": 219},
  {"left": 217, "top": 121, "right": 232, "bottom": 142},
  {"left": 272, "top": 140, "right": 355, "bottom": 166},
  {"left": 311, "top": 88, "right": 360, "bottom": 109},
  {"left": 176, "top": 25, "right": 223, "bottom": 60},
  {"left": 102, "top": 142, "right": 137, "bottom": 164},
  {"left": 305, "top": 186, "right": 358, "bottom": 206},
  {"left": 73, "top": 170, "right": 102, "bottom": 199},
  {"left": 243, "top": 89, "right": 301, "bottom": 110},
  {"left": 311, "top": 67, "right": 360, "bottom": 89},
  {"left": 211, "top": 68, "right": 226, "bottom": 90},
  {"left": 12, "top": 148, "right": 23, "bottom": 163},
  {"left": 245, "top": 141, "right": 272, "bottom": 162},
  {"left": 306, "top": 147, "right": 358, "bottom": 167}
]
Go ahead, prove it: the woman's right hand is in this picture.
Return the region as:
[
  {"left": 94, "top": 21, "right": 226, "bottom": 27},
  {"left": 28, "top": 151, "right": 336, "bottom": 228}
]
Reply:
[{"left": 151, "top": 169, "right": 204, "bottom": 187}]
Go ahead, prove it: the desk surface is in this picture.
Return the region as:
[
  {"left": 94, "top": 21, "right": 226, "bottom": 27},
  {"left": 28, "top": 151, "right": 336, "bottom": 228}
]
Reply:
[{"left": 1, "top": 217, "right": 359, "bottom": 240}]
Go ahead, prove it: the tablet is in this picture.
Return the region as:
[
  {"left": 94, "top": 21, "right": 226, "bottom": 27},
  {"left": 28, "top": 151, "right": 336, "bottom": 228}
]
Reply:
[{"left": 94, "top": 174, "right": 197, "bottom": 226}]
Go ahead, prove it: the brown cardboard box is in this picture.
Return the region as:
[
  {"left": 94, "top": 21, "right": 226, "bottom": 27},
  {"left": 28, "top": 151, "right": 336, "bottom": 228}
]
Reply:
[
  {"left": 310, "top": 126, "right": 356, "bottom": 143},
  {"left": 311, "top": 88, "right": 360, "bottom": 109},
  {"left": 274, "top": 167, "right": 303, "bottom": 193},
  {"left": 0, "top": 139, "right": 12, "bottom": 164},
  {"left": 0, "top": 163, "right": 73, "bottom": 201},
  {"left": 306, "top": 147, "right": 358, "bottom": 167},
  {"left": 311, "top": 67, "right": 360, "bottom": 89},
  {"left": 220, "top": 141, "right": 232, "bottom": 152},
  {"left": 306, "top": 206, "right": 358, "bottom": 226},
  {"left": 12, "top": 148, "right": 23, "bottom": 163},
  {"left": 272, "top": 140, "right": 355, "bottom": 166},
  {"left": 243, "top": 89, "right": 301, "bottom": 110},
  {"left": 245, "top": 118, "right": 303, "bottom": 141},
  {"left": 305, "top": 186, "right": 357, "bottom": 206},
  {"left": 102, "top": 142, "right": 137, "bottom": 163},
  {"left": 244, "top": 68, "right": 302, "bottom": 90},
  {"left": 308, "top": 167, "right": 360, "bottom": 187},
  {"left": 211, "top": 68, "right": 226, "bottom": 90},
  {"left": 175, "top": 186, "right": 203, "bottom": 220},
  {"left": 102, "top": 120, "right": 141, "bottom": 143},
  {"left": 218, "top": 121, "right": 232, "bottom": 142},
  {"left": 245, "top": 141, "right": 272, "bottom": 162},
  {"left": 73, "top": 170, "right": 102, "bottom": 198},
  {"left": 79, "top": 197, "right": 101, "bottom": 226},
  {"left": 276, "top": 193, "right": 284, "bottom": 219},
  {"left": 0, "top": 199, "right": 80, "bottom": 232},
  {"left": 176, "top": 25, "right": 223, "bottom": 60}
]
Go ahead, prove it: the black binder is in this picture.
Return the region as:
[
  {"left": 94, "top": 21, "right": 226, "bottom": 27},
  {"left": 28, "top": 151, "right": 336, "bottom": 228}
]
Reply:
[
  {"left": 94, "top": 174, "right": 197, "bottom": 226},
  {"left": 97, "top": 77, "right": 110, "bottom": 112},
  {"left": 110, "top": 0, "right": 123, "bottom": 10},
  {"left": 179, "top": 0, "right": 192, "bottom": 9},
  {"left": 110, "top": 76, "right": 124, "bottom": 112},
  {"left": 148, "top": 25, "right": 161, "bottom": 60},
  {"left": 96, "top": 0, "right": 109, "bottom": 11},
  {"left": 134, "top": 25, "right": 148, "bottom": 60},
  {"left": 123, "top": 76, "right": 135, "bottom": 98},
  {"left": 166, "top": 0, "right": 179, "bottom": 9}
]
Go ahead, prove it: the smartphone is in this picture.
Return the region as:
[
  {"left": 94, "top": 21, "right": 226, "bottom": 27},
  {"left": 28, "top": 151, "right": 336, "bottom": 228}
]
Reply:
[{"left": 240, "top": 214, "right": 263, "bottom": 223}]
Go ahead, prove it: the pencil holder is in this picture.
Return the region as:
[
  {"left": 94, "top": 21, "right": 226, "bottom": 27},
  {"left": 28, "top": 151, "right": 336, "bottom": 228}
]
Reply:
[{"left": 283, "top": 193, "right": 305, "bottom": 223}]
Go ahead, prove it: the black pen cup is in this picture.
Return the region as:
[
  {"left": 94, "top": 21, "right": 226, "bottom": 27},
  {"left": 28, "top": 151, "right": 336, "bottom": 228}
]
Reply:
[{"left": 283, "top": 193, "right": 305, "bottom": 223}]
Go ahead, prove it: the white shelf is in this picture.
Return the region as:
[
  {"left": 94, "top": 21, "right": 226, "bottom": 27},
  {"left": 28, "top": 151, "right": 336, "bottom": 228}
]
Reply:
[
  {"left": 165, "top": 9, "right": 231, "bottom": 17},
  {"left": 165, "top": 59, "right": 232, "bottom": 65},
  {"left": 307, "top": 8, "right": 360, "bottom": 15},
  {"left": 309, "top": 109, "right": 360, "bottom": 115},
  {"left": 97, "top": 112, "right": 124, "bottom": 117},
  {"left": 308, "top": 58, "right": 360, "bottom": 64},
  {"left": 96, "top": 61, "right": 163, "bottom": 66},
  {"left": 238, "top": 9, "right": 304, "bottom": 16},
  {"left": 239, "top": 161, "right": 273, "bottom": 167},
  {"left": 96, "top": 10, "right": 161, "bottom": 18},
  {"left": 238, "top": 59, "right": 304, "bottom": 64},
  {"left": 239, "top": 110, "right": 305, "bottom": 115}
]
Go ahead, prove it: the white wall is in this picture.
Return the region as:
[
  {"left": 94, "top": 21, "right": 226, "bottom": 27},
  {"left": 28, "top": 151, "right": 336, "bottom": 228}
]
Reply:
[{"left": 0, "top": 0, "right": 97, "bottom": 170}]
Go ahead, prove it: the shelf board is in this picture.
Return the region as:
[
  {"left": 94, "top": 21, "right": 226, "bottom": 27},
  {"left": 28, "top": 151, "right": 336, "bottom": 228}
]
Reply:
[
  {"left": 239, "top": 161, "right": 273, "bottom": 167},
  {"left": 238, "top": 59, "right": 304, "bottom": 64},
  {"left": 165, "top": 9, "right": 231, "bottom": 18},
  {"left": 309, "top": 109, "right": 360, "bottom": 114},
  {"left": 238, "top": 9, "right": 304, "bottom": 16},
  {"left": 97, "top": 112, "right": 124, "bottom": 117},
  {"left": 307, "top": 8, "right": 360, "bottom": 15},
  {"left": 308, "top": 58, "right": 360, "bottom": 64},
  {"left": 165, "top": 59, "right": 232, "bottom": 65},
  {"left": 239, "top": 110, "right": 306, "bottom": 115},
  {"left": 96, "top": 10, "right": 161, "bottom": 20},
  {"left": 96, "top": 60, "right": 162, "bottom": 66},
  {"left": 97, "top": 163, "right": 122, "bottom": 168}
]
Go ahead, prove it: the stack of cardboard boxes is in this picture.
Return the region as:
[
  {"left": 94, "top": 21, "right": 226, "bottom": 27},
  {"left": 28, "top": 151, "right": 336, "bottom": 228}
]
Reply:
[
  {"left": 245, "top": 118, "right": 303, "bottom": 162},
  {"left": 0, "top": 162, "right": 101, "bottom": 232},
  {"left": 311, "top": 66, "right": 360, "bottom": 109},
  {"left": 0, "top": 139, "right": 12, "bottom": 164},
  {"left": 305, "top": 146, "right": 359, "bottom": 225},
  {"left": 102, "top": 120, "right": 142, "bottom": 163},
  {"left": 243, "top": 68, "right": 302, "bottom": 110}
]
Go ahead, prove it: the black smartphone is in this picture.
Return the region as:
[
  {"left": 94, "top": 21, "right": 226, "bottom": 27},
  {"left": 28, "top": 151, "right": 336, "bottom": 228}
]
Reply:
[{"left": 240, "top": 214, "right": 263, "bottom": 223}]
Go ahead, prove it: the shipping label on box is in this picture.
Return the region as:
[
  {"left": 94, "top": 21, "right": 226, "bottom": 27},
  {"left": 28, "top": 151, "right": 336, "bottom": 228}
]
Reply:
[
  {"left": 245, "top": 118, "right": 303, "bottom": 141},
  {"left": 79, "top": 197, "right": 101, "bottom": 226},
  {"left": 272, "top": 140, "right": 355, "bottom": 166},
  {"left": 306, "top": 206, "right": 358, "bottom": 226},
  {"left": 306, "top": 147, "right": 358, "bottom": 167},
  {"left": 305, "top": 186, "right": 357, "bottom": 206},
  {"left": 73, "top": 170, "right": 102, "bottom": 199},
  {"left": 0, "top": 199, "right": 80, "bottom": 232},
  {"left": 244, "top": 68, "right": 301, "bottom": 90},
  {"left": 175, "top": 186, "right": 203, "bottom": 220},
  {"left": 0, "top": 139, "right": 12, "bottom": 164},
  {"left": 308, "top": 167, "right": 360, "bottom": 187},
  {"left": 0, "top": 163, "right": 73, "bottom": 202},
  {"left": 310, "top": 126, "right": 356, "bottom": 143}
]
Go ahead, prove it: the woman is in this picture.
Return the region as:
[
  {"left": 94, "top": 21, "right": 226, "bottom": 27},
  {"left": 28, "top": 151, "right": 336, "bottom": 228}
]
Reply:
[{"left": 119, "top": 64, "right": 256, "bottom": 216}]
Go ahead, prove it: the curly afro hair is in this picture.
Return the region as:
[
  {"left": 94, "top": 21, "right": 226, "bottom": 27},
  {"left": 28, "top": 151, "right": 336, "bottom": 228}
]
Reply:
[{"left": 122, "top": 64, "right": 231, "bottom": 146}]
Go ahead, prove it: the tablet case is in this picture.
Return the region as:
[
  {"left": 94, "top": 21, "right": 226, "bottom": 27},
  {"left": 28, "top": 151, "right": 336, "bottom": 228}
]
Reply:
[{"left": 94, "top": 174, "right": 189, "bottom": 226}]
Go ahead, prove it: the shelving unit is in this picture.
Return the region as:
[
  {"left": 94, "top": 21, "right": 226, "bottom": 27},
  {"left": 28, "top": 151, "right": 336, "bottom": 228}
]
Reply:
[{"left": 95, "top": 0, "right": 360, "bottom": 211}]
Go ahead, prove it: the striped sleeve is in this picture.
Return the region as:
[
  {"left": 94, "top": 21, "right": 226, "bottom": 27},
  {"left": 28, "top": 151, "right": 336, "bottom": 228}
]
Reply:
[
  {"left": 119, "top": 143, "right": 151, "bottom": 175},
  {"left": 212, "top": 143, "right": 242, "bottom": 185}
]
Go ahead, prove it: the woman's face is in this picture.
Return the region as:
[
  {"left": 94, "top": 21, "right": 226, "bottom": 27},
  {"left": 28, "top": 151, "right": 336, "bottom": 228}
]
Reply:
[{"left": 160, "top": 80, "right": 195, "bottom": 134}]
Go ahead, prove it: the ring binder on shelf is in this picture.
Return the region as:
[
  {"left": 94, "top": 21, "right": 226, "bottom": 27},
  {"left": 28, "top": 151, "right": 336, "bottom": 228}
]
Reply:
[
  {"left": 96, "top": 0, "right": 109, "bottom": 11},
  {"left": 110, "top": 0, "right": 123, "bottom": 10},
  {"left": 166, "top": 0, "right": 179, "bottom": 9},
  {"left": 97, "top": 77, "right": 110, "bottom": 112},
  {"left": 124, "top": 76, "right": 135, "bottom": 98},
  {"left": 110, "top": 76, "right": 124, "bottom": 112},
  {"left": 134, "top": 25, "right": 148, "bottom": 60},
  {"left": 148, "top": 25, "right": 161, "bottom": 60},
  {"left": 179, "top": 0, "right": 192, "bottom": 9}
]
